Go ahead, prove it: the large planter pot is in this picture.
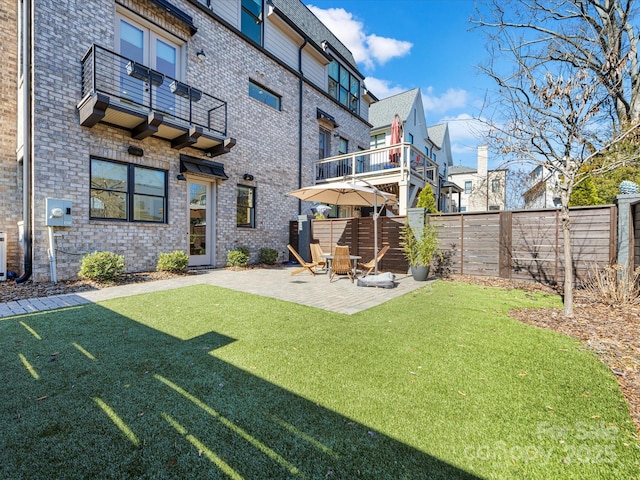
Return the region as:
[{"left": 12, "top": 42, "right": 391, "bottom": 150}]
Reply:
[{"left": 410, "top": 265, "right": 430, "bottom": 281}]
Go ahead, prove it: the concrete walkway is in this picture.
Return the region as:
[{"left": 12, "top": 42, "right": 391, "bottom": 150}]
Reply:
[{"left": 0, "top": 266, "right": 430, "bottom": 318}]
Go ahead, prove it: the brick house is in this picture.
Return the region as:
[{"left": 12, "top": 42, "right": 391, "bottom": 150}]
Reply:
[{"left": 0, "top": 0, "right": 374, "bottom": 281}]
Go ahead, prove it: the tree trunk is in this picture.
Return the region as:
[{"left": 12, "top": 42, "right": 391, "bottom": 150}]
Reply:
[{"left": 561, "top": 200, "right": 574, "bottom": 318}]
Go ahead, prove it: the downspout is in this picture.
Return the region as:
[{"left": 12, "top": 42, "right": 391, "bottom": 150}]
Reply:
[
  {"left": 16, "top": 0, "right": 33, "bottom": 283},
  {"left": 297, "top": 38, "right": 307, "bottom": 215}
]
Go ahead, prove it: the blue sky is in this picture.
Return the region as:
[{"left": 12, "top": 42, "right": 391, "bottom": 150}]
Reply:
[{"left": 305, "top": 0, "right": 492, "bottom": 167}]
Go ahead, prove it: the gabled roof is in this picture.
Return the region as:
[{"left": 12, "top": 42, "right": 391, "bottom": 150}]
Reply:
[
  {"left": 427, "top": 124, "right": 447, "bottom": 149},
  {"left": 368, "top": 88, "right": 421, "bottom": 129},
  {"left": 449, "top": 165, "right": 477, "bottom": 175},
  {"left": 273, "top": 0, "right": 359, "bottom": 73}
]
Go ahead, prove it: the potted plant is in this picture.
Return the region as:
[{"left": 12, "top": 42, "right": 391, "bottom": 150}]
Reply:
[{"left": 400, "top": 220, "right": 439, "bottom": 281}]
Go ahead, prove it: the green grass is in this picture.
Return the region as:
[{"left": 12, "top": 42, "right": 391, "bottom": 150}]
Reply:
[{"left": 1, "top": 281, "right": 638, "bottom": 479}]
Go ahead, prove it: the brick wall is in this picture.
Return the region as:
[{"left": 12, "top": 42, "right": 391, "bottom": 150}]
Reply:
[{"left": 3, "top": 0, "right": 372, "bottom": 281}]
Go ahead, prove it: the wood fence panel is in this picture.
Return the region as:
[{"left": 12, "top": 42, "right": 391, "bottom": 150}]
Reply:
[
  {"left": 461, "top": 213, "right": 500, "bottom": 277},
  {"left": 511, "top": 210, "right": 559, "bottom": 283},
  {"left": 295, "top": 204, "right": 617, "bottom": 283}
]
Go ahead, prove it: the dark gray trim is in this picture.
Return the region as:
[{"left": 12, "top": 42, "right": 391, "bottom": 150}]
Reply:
[{"left": 147, "top": 0, "right": 197, "bottom": 35}]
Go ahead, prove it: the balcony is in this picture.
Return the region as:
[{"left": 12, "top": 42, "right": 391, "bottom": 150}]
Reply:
[
  {"left": 314, "top": 144, "right": 438, "bottom": 214},
  {"left": 315, "top": 143, "right": 437, "bottom": 184},
  {"left": 77, "top": 45, "right": 235, "bottom": 156}
]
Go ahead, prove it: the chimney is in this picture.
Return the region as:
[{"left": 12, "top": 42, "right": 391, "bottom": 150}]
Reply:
[{"left": 477, "top": 145, "right": 488, "bottom": 177}]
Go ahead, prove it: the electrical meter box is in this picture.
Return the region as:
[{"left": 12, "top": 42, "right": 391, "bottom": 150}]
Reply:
[{"left": 46, "top": 198, "right": 72, "bottom": 227}]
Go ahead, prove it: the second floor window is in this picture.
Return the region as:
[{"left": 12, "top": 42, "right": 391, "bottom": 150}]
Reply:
[
  {"left": 370, "top": 133, "right": 385, "bottom": 149},
  {"left": 241, "top": 0, "right": 262, "bottom": 45},
  {"left": 492, "top": 178, "right": 501, "bottom": 193},
  {"left": 249, "top": 80, "right": 281, "bottom": 110},
  {"left": 328, "top": 61, "right": 360, "bottom": 114},
  {"left": 465, "top": 181, "right": 472, "bottom": 194}
]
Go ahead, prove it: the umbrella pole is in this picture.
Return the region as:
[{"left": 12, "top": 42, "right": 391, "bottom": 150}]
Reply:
[{"left": 374, "top": 192, "right": 379, "bottom": 275}]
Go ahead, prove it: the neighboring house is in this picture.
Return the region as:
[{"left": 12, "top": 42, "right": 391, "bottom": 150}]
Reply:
[
  {"left": 0, "top": 0, "right": 373, "bottom": 281},
  {"left": 449, "top": 146, "right": 507, "bottom": 212},
  {"left": 426, "top": 123, "right": 458, "bottom": 212},
  {"left": 522, "top": 165, "right": 561, "bottom": 209},
  {"left": 315, "top": 88, "right": 439, "bottom": 216}
]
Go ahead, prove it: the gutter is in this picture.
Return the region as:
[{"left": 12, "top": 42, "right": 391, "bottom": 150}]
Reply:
[
  {"left": 297, "top": 38, "right": 307, "bottom": 215},
  {"left": 16, "top": 0, "right": 33, "bottom": 283}
]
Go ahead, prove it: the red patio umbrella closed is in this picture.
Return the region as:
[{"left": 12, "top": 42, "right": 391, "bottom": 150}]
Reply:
[{"left": 389, "top": 114, "right": 402, "bottom": 165}]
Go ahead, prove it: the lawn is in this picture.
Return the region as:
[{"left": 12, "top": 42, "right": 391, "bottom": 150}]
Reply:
[{"left": 1, "top": 281, "right": 638, "bottom": 479}]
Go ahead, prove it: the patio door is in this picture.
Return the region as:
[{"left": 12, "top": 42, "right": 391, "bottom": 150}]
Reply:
[
  {"left": 188, "top": 179, "right": 216, "bottom": 266},
  {"left": 116, "top": 12, "right": 182, "bottom": 114}
]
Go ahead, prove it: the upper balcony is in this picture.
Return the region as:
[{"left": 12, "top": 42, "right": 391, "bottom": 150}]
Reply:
[
  {"left": 77, "top": 45, "right": 235, "bottom": 156},
  {"left": 314, "top": 143, "right": 438, "bottom": 188}
]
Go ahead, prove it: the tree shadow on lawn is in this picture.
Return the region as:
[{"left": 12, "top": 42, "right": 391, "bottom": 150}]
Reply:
[{"left": 1, "top": 303, "right": 480, "bottom": 480}]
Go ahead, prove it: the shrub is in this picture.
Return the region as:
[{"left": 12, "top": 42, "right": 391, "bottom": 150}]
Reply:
[
  {"left": 258, "top": 247, "right": 278, "bottom": 265},
  {"left": 156, "top": 250, "right": 189, "bottom": 273},
  {"left": 78, "top": 251, "right": 125, "bottom": 282},
  {"left": 227, "top": 246, "right": 250, "bottom": 267},
  {"left": 583, "top": 263, "right": 640, "bottom": 306},
  {"left": 432, "top": 243, "right": 457, "bottom": 278}
]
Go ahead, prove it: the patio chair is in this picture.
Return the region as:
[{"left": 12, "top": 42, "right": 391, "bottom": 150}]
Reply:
[
  {"left": 330, "top": 245, "right": 354, "bottom": 283},
  {"left": 358, "top": 245, "right": 390, "bottom": 276},
  {"left": 309, "top": 242, "right": 328, "bottom": 272},
  {"left": 286, "top": 244, "right": 318, "bottom": 276}
]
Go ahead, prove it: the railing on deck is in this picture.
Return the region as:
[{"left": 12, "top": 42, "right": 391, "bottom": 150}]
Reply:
[{"left": 314, "top": 143, "right": 437, "bottom": 186}]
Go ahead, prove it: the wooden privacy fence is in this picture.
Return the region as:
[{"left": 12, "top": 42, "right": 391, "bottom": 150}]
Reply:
[{"left": 290, "top": 204, "right": 617, "bottom": 284}]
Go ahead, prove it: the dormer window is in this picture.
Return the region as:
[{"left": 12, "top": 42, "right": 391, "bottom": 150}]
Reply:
[{"left": 328, "top": 61, "right": 360, "bottom": 114}]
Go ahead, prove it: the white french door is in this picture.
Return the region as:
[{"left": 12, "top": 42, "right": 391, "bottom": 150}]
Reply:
[{"left": 188, "top": 179, "right": 217, "bottom": 266}]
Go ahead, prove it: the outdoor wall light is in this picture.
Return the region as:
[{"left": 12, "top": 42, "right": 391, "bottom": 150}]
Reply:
[
  {"left": 176, "top": 174, "right": 187, "bottom": 181},
  {"left": 196, "top": 49, "right": 206, "bottom": 61},
  {"left": 127, "top": 145, "right": 144, "bottom": 156},
  {"left": 243, "top": 173, "right": 254, "bottom": 181}
]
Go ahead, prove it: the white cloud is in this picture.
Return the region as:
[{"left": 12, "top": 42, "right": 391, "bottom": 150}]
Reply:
[
  {"left": 363, "top": 77, "right": 406, "bottom": 99},
  {"left": 308, "top": 5, "right": 412, "bottom": 70},
  {"left": 422, "top": 87, "right": 469, "bottom": 114},
  {"left": 440, "top": 113, "right": 488, "bottom": 144}
]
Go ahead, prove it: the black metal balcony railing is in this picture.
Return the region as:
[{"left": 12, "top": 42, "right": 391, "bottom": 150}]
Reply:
[{"left": 81, "top": 44, "right": 227, "bottom": 137}]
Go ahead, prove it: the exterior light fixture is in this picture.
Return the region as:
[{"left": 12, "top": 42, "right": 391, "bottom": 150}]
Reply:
[
  {"left": 176, "top": 174, "right": 187, "bottom": 181},
  {"left": 196, "top": 49, "right": 206, "bottom": 61},
  {"left": 243, "top": 174, "right": 254, "bottom": 181}
]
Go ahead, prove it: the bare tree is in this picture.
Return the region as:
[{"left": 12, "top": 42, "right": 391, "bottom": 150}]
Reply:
[
  {"left": 474, "top": 0, "right": 640, "bottom": 129},
  {"left": 474, "top": 0, "right": 640, "bottom": 317}
]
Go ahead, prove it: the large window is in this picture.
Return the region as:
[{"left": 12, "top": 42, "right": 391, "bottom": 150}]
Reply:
[
  {"left": 249, "top": 80, "right": 281, "bottom": 110},
  {"left": 90, "top": 158, "right": 167, "bottom": 223},
  {"left": 319, "top": 129, "right": 330, "bottom": 159},
  {"left": 328, "top": 61, "right": 360, "bottom": 114},
  {"left": 370, "top": 133, "right": 385, "bottom": 149},
  {"left": 241, "top": 0, "right": 262, "bottom": 44},
  {"left": 237, "top": 185, "right": 256, "bottom": 228}
]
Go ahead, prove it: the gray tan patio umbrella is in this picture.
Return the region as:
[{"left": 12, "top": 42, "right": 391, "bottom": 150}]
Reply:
[{"left": 288, "top": 182, "right": 396, "bottom": 274}]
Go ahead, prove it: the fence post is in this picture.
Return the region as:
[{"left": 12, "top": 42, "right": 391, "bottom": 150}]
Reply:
[{"left": 499, "top": 211, "right": 512, "bottom": 279}]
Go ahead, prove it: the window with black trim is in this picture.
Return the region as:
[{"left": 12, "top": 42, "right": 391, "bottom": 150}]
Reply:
[
  {"left": 328, "top": 60, "right": 360, "bottom": 114},
  {"left": 241, "top": 0, "right": 262, "bottom": 45},
  {"left": 237, "top": 184, "right": 256, "bottom": 228},
  {"left": 90, "top": 157, "right": 167, "bottom": 223},
  {"left": 249, "top": 80, "right": 281, "bottom": 110}
]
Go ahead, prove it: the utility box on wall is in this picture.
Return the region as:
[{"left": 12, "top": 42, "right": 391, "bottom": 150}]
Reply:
[{"left": 46, "top": 198, "right": 72, "bottom": 227}]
